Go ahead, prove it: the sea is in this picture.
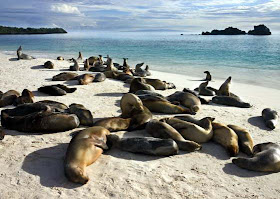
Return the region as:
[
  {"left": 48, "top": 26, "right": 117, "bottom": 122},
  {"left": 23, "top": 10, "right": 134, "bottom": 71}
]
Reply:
[{"left": 0, "top": 31, "right": 279, "bottom": 89}]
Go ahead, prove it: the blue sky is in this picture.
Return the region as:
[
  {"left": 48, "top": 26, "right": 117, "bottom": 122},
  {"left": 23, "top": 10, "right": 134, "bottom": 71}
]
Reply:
[{"left": 0, "top": 0, "right": 279, "bottom": 33}]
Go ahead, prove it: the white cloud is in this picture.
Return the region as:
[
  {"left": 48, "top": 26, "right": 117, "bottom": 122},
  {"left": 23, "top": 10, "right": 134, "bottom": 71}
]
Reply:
[{"left": 51, "top": 4, "right": 82, "bottom": 15}]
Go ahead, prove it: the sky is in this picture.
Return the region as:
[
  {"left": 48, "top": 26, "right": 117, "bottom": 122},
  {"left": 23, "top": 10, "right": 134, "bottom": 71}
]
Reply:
[{"left": 0, "top": 0, "right": 279, "bottom": 33}]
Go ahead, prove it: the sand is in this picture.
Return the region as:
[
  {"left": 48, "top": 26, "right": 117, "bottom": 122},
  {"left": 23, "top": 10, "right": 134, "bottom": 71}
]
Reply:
[{"left": 0, "top": 52, "right": 279, "bottom": 199}]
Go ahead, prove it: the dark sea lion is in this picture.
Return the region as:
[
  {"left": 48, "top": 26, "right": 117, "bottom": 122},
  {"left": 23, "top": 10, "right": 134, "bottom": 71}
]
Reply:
[
  {"left": 44, "top": 61, "right": 54, "bottom": 69},
  {"left": 98, "top": 55, "right": 104, "bottom": 65},
  {"left": 135, "top": 90, "right": 165, "bottom": 98},
  {"left": 145, "top": 65, "right": 151, "bottom": 76},
  {"left": 232, "top": 142, "right": 280, "bottom": 172},
  {"left": 77, "top": 51, "right": 83, "bottom": 63},
  {"left": 182, "top": 88, "right": 209, "bottom": 104},
  {"left": 89, "top": 62, "right": 106, "bottom": 72},
  {"left": 88, "top": 56, "right": 99, "bottom": 65},
  {"left": 262, "top": 108, "right": 278, "bottom": 130},
  {"left": 198, "top": 81, "right": 215, "bottom": 96},
  {"left": 0, "top": 90, "right": 20, "bottom": 107},
  {"left": 1, "top": 103, "right": 79, "bottom": 132},
  {"left": 212, "top": 122, "right": 239, "bottom": 157},
  {"left": 167, "top": 91, "right": 201, "bottom": 113},
  {"left": 163, "top": 117, "right": 214, "bottom": 143},
  {"left": 93, "top": 117, "right": 131, "bottom": 132},
  {"left": 0, "top": 127, "right": 5, "bottom": 140},
  {"left": 17, "top": 46, "right": 34, "bottom": 60},
  {"left": 228, "top": 124, "right": 254, "bottom": 156},
  {"left": 93, "top": 73, "right": 106, "bottom": 82},
  {"left": 129, "top": 78, "right": 155, "bottom": 93},
  {"left": 144, "top": 78, "right": 176, "bottom": 90},
  {"left": 38, "top": 100, "right": 68, "bottom": 112},
  {"left": 38, "top": 84, "right": 76, "bottom": 96},
  {"left": 123, "top": 58, "right": 130, "bottom": 68},
  {"left": 0, "top": 91, "right": 3, "bottom": 99},
  {"left": 68, "top": 103, "right": 94, "bottom": 126},
  {"left": 212, "top": 96, "right": 251, "bottom": 108},
  {"left": 146, "top": 119, "right": 201, "bottom": 151},
  {"left": 69, "top": 59, "right": 80, "bottom": 71},
  {"left": 78, "top": 74, "right": 95, "bottom": 85},
  {"left": 84, "top": 59, "right": 90, "bottom": 71},
  {"left": 217, "top": 76, "right": 231, "bottom": 96},
  {"left": 65, "top": 126, "right": 110, "bottom": 184},
  {"left": 52, "top": 72, "right": 79, "bottom": 81},
  {"left": 54, "top": 84, "right": 77, "bottom": 93},
  {"left": 57, "top": 56, "right": 64, "bottom": 61},
  {"left": 14, "top": 89, "right": 34, "bottom": 106},
  {"left": 204, "top": 71, "right": 212, "bottom": 81},
  {"left": 135, "top": 62, "right": 147, "bottom": 77},
  {"left": 107, "top": 134, "right": 179, "bottom": 156}
]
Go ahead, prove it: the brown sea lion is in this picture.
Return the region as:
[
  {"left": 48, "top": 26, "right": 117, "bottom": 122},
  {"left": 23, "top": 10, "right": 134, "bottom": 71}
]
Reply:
[
  {"left": 262, "top": 108, "right": 278, "bottom": 130},
  {"left": 163, "top": 117, "right": 214, "bottom": 143},
  {"left": 204, "top": 71, "right": 212, "bottom": 81},
  {"left": 88, "top": 56, "right": 99, "bottom": 65},
  {"left": 14, "top": 89, "right": 34, "bottom": 106},
  {"left": 228, "top": 124, "right": 254, "bottom": 156},
  {"left": 212, "top": 122, "right": 239, "bottom": 156},
  {"left": 44, "top": 61, "right": 54, "bottom": 69},
  {"left": 174, "top": 115, "right": 215, "bottom": 128},
  {"left": 129, "top": 78, "right": 155, "bottom": 93},
  {"left": 233, "top": 142, "right": 280, "bottom": 172},
  {"left": 57, "top": 56, "right": 64, "bottom": 61},
  {"left": 68, "top": 104, "right": 94, "bottom": 126},
  {"left": 146, "top": 119, "right": 201, "bottom": 151},
  {"left": 93, "top": 117, "right": 131, "bottom": 132},
  {"left": 52, "top": 72, "right": 78, "bottom": 81},
  {"left": 129, "top": 105, "right": 152, "bottom": 130},
  {"left": 84, "top": 59, "right": 90, "bottom": 71},
  {"left": 198, "top": 81, "right": 215, "bottom": 96},
  {"left": 166, "top": 91, "right": 201, "bottom": 113},
  {"left": 0, "top": 90, "right": 20, "bottom": 107},
  {"left": 144, "top": 78, "right": 176, "bottom": 90},
  {"left": 120, "top": 93, "right": 144, "bottom": 118},
  {"left": 105, "top": 57, "right": 118, "bottom": 72},
  {"left": 182, "top": 88, "right": 210, "bottom": 104},
  {"left": 17, "top": 46, "right": 34, "bottom": 60},
  {"left": 78, "top": 74, "right": 95, "bottom": 85},
  {"left": 107, "top": 134, "right": 179, "bottom": 156},
  {"left": 217, "top": 76, "right": 231, "bottom": 96},
  {"left": 69, "top": 59, "right": 80, "bottom": 71},
  {"left": 64, "top": 126, "right": 110, "bottom": 184},
  {"left": 212, "top": 96, "right": 251, "bottom": 108}
]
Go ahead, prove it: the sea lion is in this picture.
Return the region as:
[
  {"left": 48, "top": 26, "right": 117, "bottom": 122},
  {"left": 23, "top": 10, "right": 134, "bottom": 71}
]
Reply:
[
  {"left": 129, "top": 78, "right": 155, "bottom": 93},
  {"left": 77, "top": 52, "right": 83, "bottom": 63},
  {"left": 0, "top": 127, "right": 5, "bottom": 140},
  {"left": 144, "top": 78, "right": 176, "bottom": 90},
  {"left": 204, "top": 71, "right": 212, "bottom": 81},
  {"left": 135, "top": 90, "right": 165, "bottom": 98},
  {"left": 65, "top": 126, "right": 109, "bottom": 184},
  {"left": 107, "top": 134, "right": 179, "bottom": 156},
  {"left": 88, "top": 56, "right": 99, "bottom": 65},
  {"left": 212, "top": 122, "right": 239, "bottom": 156},
  {"left": 98, "top": 55, "right": 104, "bottom": 65},
  {"left": 16, "top": 46, "right": 34, "bottom": 60},
  {"left": 38, "top": 100, "right": 68, "bottom": 112},
  {"left": 145, "top": 65, "right": 151, "bottom": 76},
  {"left": 141, "top": 95, "right": 192, "bottom": 114},
  {"left": 0, "top": 90, "right": 19, "bottom": 107},
  {"left": 228, "top": 124, "right": 254, "bottom": 156},
  {"left": 232, "top": 142, "right": 280, "bottom": 172},
  {"left": 217, "top": 76, "right": 231, "bottom": 96},
  {"left": 57, "top": 56, "right": 64, "bottom": 61},
  {"left": 38, "top": 85, "right": 76, "bottom": 96},
  {"left": 146, "top": 119, "right": 201, "bottom": 151},
  {"left": 54, "top": 84, "right": 77, "bottom": 93},
  {"left": 174, "top": 115, "right": 215, "bottom": 128},
  {"left": 129, "top": 105, "right": 152, "bottom": 130},
  {"left": 52, "top": 72, "right": 78, "bottom": 81},
  {"left": 84, "top": 59, "right": 90, "bottom": 71},
  {"left": 166, "top": 91, "right": 201, "bottom": 113},
  {"left": 68, "top": 103, "right": 94, "bottom": 126},
  {"left": 14, "top": 89, "right": 34, "bottom": 106},
  {"left": 163, "top": 117, "right": 214, "bottom": 143},
  {"left": 123, "top": 58, "right": 130, "bottom": 69},
  {"left": 212, "top": 96, "right": 251, "bottom": 108},
  {"left": 1, "top": 103, "right": 80, "bottom": 132},
  {"left": 182, "top": 88, "right": 210, "bottom": 104},
  {"left": 69, "top": 59, "right": 80, "bottom": 71},
  {"left": 198, "top": 81, "right": 215, "bottom": 96},
  {"left": 105, "top": 57, "right": 118, "bottom": 72},
  {"left": 135, "top": 62, "right": 147, "bottom": 77},
  {"left": 44, "top": 61, "right": 54, "bottom": 69},
  {"left": 93, "top": 73, "right": 106, "bottom": 82},
  {"left": 262, "top": 108, "right": 278, "bottom": 130},
  {"left": 120, "top": 93, "right": 144, "bottom": 118},
  {"left": 93, "top": 117, "right": 131, "bottom": 132},
  {"left": 78, "top": 74, "right": 95, "bottom": 85}
]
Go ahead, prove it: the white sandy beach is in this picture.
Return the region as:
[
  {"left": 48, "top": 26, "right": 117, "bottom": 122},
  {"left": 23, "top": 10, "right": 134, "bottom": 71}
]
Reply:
[{"left": 0, "top": 52, "right": 279, "bottom": 199}]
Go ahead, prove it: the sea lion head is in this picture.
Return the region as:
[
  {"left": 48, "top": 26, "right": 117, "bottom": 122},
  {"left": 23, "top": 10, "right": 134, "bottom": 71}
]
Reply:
[
  {"left": 65, "top": 165, "right": 89, "bottom": 184},
  {"left": 204, "top": 71, "right": 210, "bottom": 74}
]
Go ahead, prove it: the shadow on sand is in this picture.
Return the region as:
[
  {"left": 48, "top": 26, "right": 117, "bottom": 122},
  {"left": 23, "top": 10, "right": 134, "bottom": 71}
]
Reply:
[
  {"left": 9, "top": 58, "right": 18, "bottom": 61},
  {"left": 248, "top": 116, "right": 272, "bottom": 131}
]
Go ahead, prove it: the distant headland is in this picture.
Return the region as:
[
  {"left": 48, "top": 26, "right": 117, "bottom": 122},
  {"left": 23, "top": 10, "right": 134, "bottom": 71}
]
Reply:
[
  {"left": 202, "top": 24, "right": 271, "bottom": 36},
  {"left": 0, "top": 25, "right": 67, "bottom": 35}
]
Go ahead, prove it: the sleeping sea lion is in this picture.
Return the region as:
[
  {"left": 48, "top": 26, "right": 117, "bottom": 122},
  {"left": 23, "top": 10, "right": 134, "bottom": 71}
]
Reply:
[
  {"left": 146, "top": 119, "right": 201, "bottom": 151},
  {"left": 232, "top": 142, "right": 280, "bottom": 172},
  {"left": 212, "top": 122, "right": 239, "bottom": 157},
  {"left": 228, "top": 124, "right": 254, "bottom": 156},
  {"left": 0, "top": 90, "right": 20, "bottom": 107},
  {"left": 38, "top": 85, "right": 76, "bottom": 96},
  {"left": 68, "top": 104, "right": 94, "bottom": 126},
  {"left": 182, "top": 88, "right": 209, "bottom": 104},
  {"left": 262, "top": 108, "right": 278, "bottom": 130},
  {"left": 52, "top": 72, "right": 78, "bottom": 81},
  {"left": 14, "top": 89, "right": 34, "bottom": 106},
  {"left": 65, "top": 126, "right": 110, "bottom": 184},
  {"left": 69, "top": 59, "right": 80, "bottom": 71},
  {"left": 93, "top": 73, "right": 106, "bottom": 82},
  {"left": 144, "top": 78, "right": 176, "bottom": 90},
  {"left": 212, "top": 96, "right": 251, "bottom": 108},
  {"left": 129, "top": 78, "right": 155, "bottom": 93},
  {"left": 78, "top": 74, "right": 95, "bottom": 85},
  {"left": 107, "top": 134, "right": 179, "bottom": 156},
  {"left": 93, "top": 117, "right": 131, "bottom": 132},
  {"left": 38, "top": 100, "right": 68, "bottom": 112},
  {"left": 44, "top": 61, "right": 54, "bottom": 69},
  {"left": 198, "top": 81, "right": 215, "bottom": 96}
]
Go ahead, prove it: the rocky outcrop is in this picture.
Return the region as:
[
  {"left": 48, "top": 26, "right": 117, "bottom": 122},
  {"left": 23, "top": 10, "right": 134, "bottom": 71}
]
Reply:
[{"left": 248, "top": 24, "right": 271, "bottom": 35}]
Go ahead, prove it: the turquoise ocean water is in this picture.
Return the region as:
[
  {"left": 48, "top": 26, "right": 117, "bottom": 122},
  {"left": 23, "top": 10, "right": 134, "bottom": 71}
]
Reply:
[{"left": 0, "top": 32, "right": 279, "bottom": 89}]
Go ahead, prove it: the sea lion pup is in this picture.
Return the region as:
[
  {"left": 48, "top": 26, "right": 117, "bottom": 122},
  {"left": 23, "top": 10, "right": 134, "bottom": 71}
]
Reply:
[
  {"left": 0, "top": 90, "right": 20, "bottom": 107},
  {"left": 16, "top": 46, "right": 34, "bottom": 60},
  {"left": 217, "top": 76, "right": 231, "bottom": 96},
  {"left": 144, "top": 78, "right": 176, "bottom": 90},
  {"left": 129, "top": 78, "right": 155, "bottom": 93},
  {"left": 57, "top": 56, "right": 64, "bottom": 61},
  {"left": 211, "top": 96, "right": 251, "bottom": 108},
  {"left": 232, "top": 142, "right": 280, "bottom": 172},
  {"left": 65, "top": 126, "right": 109, "bottom": 184},
  {"left": 145, "top": 65, "right": 151, "bottom": 76},
  {"left": 52, "top": 72, "right": 78, "bottom": 81},
  {"left": 204, "top": 71, "right": 212, "bottom": 81},
  {"left": 135, "top": 90, "right": 165, "bottom": 98},
  {"left": 84, "top": 59, "right": 90, "bottom": 71},
  {"left": 140, "top": 95, "right": 192, "bottom": 114},
  {"left": 38, "top": 100, "right": 68, "bottom": 112},
  {"left": 1, "top": 103, "right": 80, "bottom": 132},
  {"left": 93, "top": 73, "right": 106, "bottom": 82},
  {"left": 166, "top": 91, "right": 201, "bottom": 113},
  {"left": 107, "top": 134, "right": 179, "bottom": 156},
  {"left": 212, "top": 122, "right": 239, "bottom": 157},
  {"left": 78, "top": 74, "right": 95, "bottom": 85},
  {"left": 262, "top": 108, "right": 278, "bottom": 130},
  {"left": 44, "top": 61, "right": 54, "bottom": 69},
  {"left": 77, "top": 51, "right": 83, "bottom": 63},
  {"left": 68, "top": 103, "right": 94, "bottom": 126},
  {"left": 93, "top": 117, "right": 131, "bottom": 132},
  {"left": 146, "top": 119, "right": 201, "bottom": 151},
  {"left": 198, "top": 81, "right": 215, "bottom": 96},
  {"left": 228, "top": 124, "right": 254, "bottom": 156},
  {"left": 0, "top": 127, "right": 5, "bottom": 140},
  {"left": 14, "top": 89, "right": 34, "bottom": 106},
  {"left": 162, "top": 117, "right": 214, "bottom": 143},
  {"left": 69, "top": 59, "right": 80, "bottom": 71}
]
